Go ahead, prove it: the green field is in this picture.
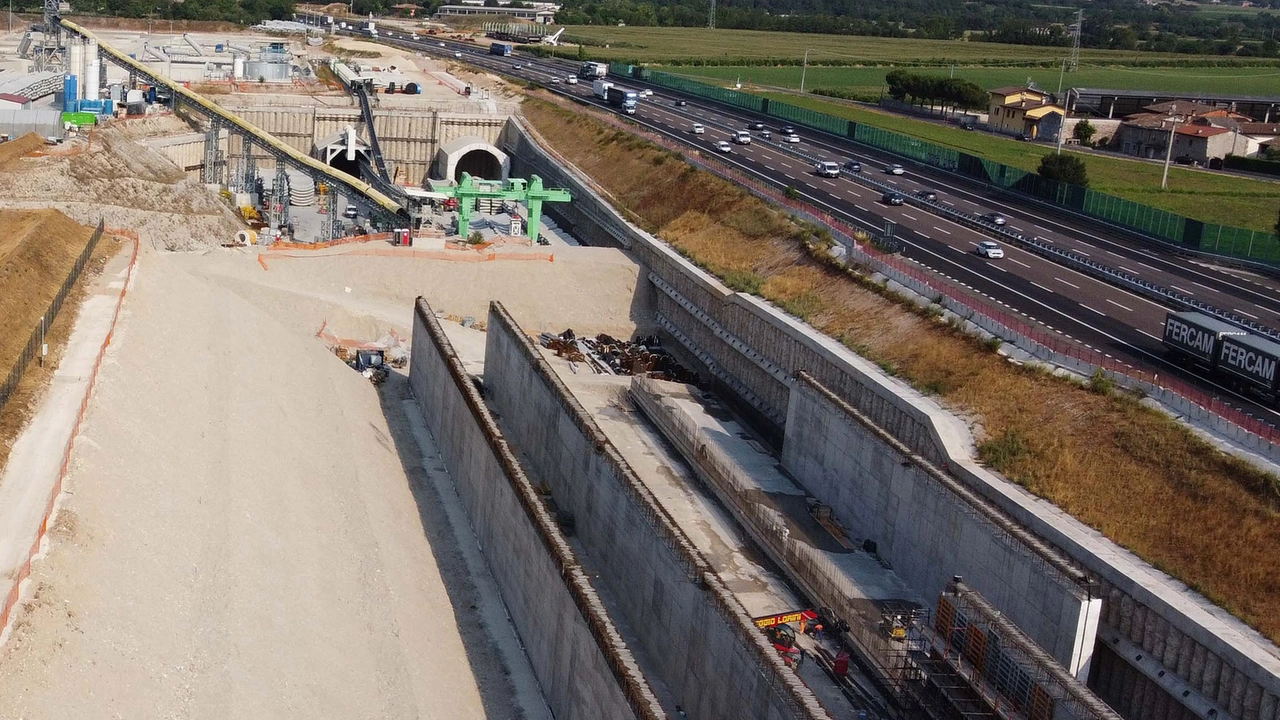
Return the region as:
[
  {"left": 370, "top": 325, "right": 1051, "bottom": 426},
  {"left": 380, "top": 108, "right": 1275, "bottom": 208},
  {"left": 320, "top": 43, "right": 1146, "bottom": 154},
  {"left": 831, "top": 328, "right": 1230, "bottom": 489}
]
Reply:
[
  {"left": 670, "top": 64, "right": 1280, "bottom": 99},
  {"left": 755, "top": 92, "right": 1280, "bottom": 232},
  {"left": 563, "top": 25, "right": 1280, "bottom": 66}
]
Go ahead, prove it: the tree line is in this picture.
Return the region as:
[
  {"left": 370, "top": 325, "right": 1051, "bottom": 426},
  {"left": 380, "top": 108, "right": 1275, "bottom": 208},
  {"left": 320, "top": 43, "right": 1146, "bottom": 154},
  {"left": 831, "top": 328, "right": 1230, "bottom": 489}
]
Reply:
[{"left": 885, "top": 69, "right": 987, "bottom": 112}]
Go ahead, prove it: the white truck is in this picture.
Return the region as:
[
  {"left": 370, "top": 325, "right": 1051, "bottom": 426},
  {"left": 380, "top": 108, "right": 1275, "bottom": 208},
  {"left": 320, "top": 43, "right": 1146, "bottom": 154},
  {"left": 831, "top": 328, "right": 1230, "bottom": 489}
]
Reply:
[{"left": 592, "top": 79, "right": 613, "bottom": 101}]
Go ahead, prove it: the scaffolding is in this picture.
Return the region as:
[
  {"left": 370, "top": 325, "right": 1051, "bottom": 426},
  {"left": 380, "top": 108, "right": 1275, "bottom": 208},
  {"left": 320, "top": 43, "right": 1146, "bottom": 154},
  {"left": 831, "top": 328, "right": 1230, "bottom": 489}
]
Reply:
[{"left": 923, "top": 580, "right": 1121, "bottom": 720}]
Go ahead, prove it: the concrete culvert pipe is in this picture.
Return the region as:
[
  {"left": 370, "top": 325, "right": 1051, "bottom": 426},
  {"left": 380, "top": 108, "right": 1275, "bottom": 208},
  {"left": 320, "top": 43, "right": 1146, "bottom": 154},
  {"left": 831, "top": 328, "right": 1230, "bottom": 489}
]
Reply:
[{"left": 235, "top": 229, "right": 257, "bottom": 246}]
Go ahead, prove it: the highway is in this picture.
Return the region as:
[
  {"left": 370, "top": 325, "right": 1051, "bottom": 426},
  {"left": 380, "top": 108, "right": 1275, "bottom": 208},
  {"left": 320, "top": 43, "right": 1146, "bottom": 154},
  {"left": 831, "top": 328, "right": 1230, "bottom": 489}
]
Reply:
[{"left": 364, "top": 29, "right": 1280, "bottom": 425}]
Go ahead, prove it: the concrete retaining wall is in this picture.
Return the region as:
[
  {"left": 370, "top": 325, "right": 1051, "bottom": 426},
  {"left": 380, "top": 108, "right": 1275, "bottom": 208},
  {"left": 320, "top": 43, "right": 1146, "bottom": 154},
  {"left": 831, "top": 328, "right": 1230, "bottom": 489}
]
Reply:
[
  {"left": 783, "top": 373, "right": 1100, "bottom": 676},
  {"left": 408, "top": 298, "right": 662, "bottom": 720},
  {"left": 482, "top": 301, "right": 830, "bottom": 720},
  {"left": 500, "top": 116, "right": 1280, "bottom": 720}
]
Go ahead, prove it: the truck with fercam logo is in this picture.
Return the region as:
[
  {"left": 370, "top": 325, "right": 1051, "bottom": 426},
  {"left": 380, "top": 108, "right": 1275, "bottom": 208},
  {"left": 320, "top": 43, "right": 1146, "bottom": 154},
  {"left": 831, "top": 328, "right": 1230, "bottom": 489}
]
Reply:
[
  {"left": 1217, "top": 333, "right": 1280, "bottom": 397},
  {"left": 605, "top": 86, "right": 639, "bottom": 114},
  {"left": 1161, "top": 311, "right": 1247, "bottom": 368}
]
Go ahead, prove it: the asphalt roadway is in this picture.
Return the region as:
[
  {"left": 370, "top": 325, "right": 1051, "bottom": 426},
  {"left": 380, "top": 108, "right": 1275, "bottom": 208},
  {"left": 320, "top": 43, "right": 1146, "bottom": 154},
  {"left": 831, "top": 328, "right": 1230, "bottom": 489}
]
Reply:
[{"left": 365, "top": 29, "right": 1280, "bottom": 426}]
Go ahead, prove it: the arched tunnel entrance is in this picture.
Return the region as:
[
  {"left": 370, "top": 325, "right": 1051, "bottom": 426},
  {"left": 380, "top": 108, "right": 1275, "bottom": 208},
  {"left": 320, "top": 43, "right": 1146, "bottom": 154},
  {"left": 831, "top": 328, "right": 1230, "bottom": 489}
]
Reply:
[
  {"left": 313, "top": 127, "right": 371, "bottom": 182},
  {"left": 454, "top": 148, "right": 503, "bottom": 181},
  {"left": 433, "top": 136, "right": 510, "bottom": 183}
]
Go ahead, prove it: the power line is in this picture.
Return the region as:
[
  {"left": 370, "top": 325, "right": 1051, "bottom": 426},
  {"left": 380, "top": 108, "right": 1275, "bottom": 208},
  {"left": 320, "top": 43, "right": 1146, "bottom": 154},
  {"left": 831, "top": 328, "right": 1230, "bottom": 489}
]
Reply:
[
  {"left": 707, "top": 0, "right": 715, "bottom": 29},
  {"left": 1068, "top": 8, "right": 1083, "bottom": 72}
]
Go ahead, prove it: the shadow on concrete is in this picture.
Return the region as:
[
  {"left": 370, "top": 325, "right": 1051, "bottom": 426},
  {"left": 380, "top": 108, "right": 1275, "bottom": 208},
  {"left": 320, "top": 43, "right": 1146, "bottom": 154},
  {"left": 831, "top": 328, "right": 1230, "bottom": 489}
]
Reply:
[{"left": 374, "top": 369, "right": 523, "bottom": 719}]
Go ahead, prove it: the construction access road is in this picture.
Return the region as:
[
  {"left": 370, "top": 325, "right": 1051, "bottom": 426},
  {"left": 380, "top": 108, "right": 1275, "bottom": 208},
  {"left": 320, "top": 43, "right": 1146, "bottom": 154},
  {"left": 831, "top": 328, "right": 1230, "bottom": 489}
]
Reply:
[{"left": 0, "top": 246, "right": 596, "bottom": 719}]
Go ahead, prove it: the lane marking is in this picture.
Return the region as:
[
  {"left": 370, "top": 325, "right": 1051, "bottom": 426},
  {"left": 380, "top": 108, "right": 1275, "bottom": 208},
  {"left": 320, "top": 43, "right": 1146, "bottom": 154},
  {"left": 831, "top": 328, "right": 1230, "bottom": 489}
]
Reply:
[
  {"left": 1116, "top": 265, "right": 1140, "bottom": 275},
  {"left": 932, "top": 226, "right": 952, "bottom": 235},
  {"left": 1106, "top": 298, "right": 1133, "bottom": 312},
  {"left": 1237, "top": 309, "right": 1259, "bottom": 319},
  {"left": 1075, "top": 248, "right": 1091, "bottom": 257},
  {"left": 1031, "top": 281, "right": 1053, "bottom": 293},
  {"left": 1007, "top": 257, "right": 1031, "bottom": 269},
  {"left": 1054, "top": 277, "right": 1080, "bottom": 289},
  {"left": 1081, "top": 304, "right": 1107, "bottom": 316},
  {"left": 1191, "top": 280, "right": 1215, "bottom": 291},
  {"left": 1137, "top": 329, "right": 1161, "bottom": 341},
  {"left": 901, "top": 213, "right": 918, "bottom": 221},
  {"left": 855, "top": 204, "right": 868, "bottom": 212},
  {"left": 1169, "top": 284, "right": 1194, "bottom": 295}
]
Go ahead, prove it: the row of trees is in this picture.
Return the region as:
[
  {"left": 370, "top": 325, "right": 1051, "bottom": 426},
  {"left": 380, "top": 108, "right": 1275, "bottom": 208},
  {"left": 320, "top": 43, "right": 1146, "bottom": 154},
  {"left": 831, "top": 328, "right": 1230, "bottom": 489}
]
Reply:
[
  {"left": 67, "top": 0, "right": 293, "bottom": 24},
  {"left": 885, "top": 69, "right": 987, "bottom": 112},
  {"left": 552, "top": 0, "right": 1280, "bottom": 57}
]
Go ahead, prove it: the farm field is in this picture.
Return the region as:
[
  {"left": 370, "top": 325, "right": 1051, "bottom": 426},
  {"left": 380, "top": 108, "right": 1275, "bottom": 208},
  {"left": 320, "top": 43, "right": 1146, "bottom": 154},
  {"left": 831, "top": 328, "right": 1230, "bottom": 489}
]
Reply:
[
  {"left": 753, "top": 91, "right": 1280, "bottom": 231},
  {"left": 670, "top": 64, "right": 1280, "bottom": 99},
  {"left": 563, "top": 25, "right": 1277, "bottom": 66}
]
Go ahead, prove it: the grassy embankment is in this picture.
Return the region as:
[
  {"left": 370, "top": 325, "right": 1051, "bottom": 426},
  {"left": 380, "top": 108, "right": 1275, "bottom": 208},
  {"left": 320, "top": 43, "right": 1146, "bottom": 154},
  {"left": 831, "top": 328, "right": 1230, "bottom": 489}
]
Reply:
[{"left": 522, "top": 95, "right": 1280, "bottom": 644}]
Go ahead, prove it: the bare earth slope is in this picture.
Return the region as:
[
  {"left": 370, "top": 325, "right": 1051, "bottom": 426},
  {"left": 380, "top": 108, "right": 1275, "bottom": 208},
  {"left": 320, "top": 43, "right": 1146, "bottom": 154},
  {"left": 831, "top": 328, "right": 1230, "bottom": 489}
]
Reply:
[{"left": 0, "top": 249, "right": 516, "bottom": 719}]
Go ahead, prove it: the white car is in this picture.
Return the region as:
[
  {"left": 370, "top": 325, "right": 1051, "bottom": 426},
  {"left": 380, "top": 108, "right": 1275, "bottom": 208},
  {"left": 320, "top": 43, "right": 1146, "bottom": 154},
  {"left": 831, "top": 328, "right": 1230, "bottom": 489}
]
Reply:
[
  {"left": 454, "top": 52, "right": 462, "bottom": 58},
  {"left": 439, "top": 41, "right": 446, "bottom": 47},
  {"left": 885, "top": 164, "right": 904, "bottom": 175},
  {"left": 815, "top": 161, "right": 841, "bottom": 178},
  {"left": 783, "top": 133, "right": 801, "bottom": 143},
  {"left": 551, "top": 77, "right": 561, "bottom": 83},
  {"left": 692, "top": 123, "right": 706, "bottom": 134},
  {"left": 976, "top": 241, "right": 1004, "bottom": 259},
  {"left": 641, "top": 89, "right": 653, "bottom": 97},
  {"left": 715, "top": 141, "right": 732, "bottom": 153},
  {"left": 566, "top": 76, "right": 578, "bottom": 84},
  {"left": 343, "top": 205, "right": 359, "bottom": 219}
]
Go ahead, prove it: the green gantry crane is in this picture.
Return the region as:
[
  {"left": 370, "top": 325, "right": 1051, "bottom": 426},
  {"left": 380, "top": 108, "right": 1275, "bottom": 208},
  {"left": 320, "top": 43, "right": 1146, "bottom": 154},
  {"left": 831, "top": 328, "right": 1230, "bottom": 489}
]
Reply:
[{"left": 452, "top": 172, "right": 571, "bottom": 243}]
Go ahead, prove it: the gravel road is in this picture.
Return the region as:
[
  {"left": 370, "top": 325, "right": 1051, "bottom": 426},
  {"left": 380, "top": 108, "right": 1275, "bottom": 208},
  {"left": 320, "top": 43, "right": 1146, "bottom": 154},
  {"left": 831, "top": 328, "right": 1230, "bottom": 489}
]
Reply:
[{"left": 0, "top": 249, "right": 526, "bottom": 719}]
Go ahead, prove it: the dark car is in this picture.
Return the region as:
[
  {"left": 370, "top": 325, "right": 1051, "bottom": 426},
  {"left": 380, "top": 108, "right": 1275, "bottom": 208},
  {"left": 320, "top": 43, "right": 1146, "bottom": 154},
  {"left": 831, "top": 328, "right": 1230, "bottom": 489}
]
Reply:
[
  {"left": 980, "top": 212, "right": 1007, "bottom": 226},
  {"left": 749, "top": 121, "right": 765, "bottom": 131},
  {"left": 676, "top": 100, "right": 687, "bottom": 107},
  {"left": 915, "top": 189, "right": 938, "bottom": 201},
  {"left": 780, "top": 124, "right": 796, "bottom": 134},
  {"left": 1014, "top": 132, "right": 1029, "bottom": 141},
  {"left": 843, "top": 160, "right": 862, "bottom": 173},
  {"left": 881, "top": 191, "right": 906, "bottom": 206}
]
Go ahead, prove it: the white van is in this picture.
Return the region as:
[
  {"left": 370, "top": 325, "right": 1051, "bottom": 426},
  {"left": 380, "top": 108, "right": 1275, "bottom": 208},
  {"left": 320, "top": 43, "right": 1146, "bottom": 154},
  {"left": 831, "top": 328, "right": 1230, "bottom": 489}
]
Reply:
[
  {"left": 733, "top": 130, "right": 752, "bottom": 145},
  {"left": 815, "top": 161, "right": 840, "bottom": 178}
]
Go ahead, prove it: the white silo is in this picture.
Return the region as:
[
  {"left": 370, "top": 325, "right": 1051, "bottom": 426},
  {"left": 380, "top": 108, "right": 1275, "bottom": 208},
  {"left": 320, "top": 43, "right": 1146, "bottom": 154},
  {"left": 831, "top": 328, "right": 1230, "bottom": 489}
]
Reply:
[
  {"left": 68, "top": 41, "right": 84, "bottom": 100},
  {"left": 86, "top": 39, "right": 101, "bottom": 101},
  {"left": 232, "top": 55, "right": 245, "bottom": 80}
]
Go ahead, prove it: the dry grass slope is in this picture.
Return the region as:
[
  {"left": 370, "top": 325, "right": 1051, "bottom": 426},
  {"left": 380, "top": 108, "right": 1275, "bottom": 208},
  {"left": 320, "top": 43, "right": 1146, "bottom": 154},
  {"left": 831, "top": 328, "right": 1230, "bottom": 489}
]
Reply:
[{"left": 522, "top": 96, "right": 1280, "bottom": 643}]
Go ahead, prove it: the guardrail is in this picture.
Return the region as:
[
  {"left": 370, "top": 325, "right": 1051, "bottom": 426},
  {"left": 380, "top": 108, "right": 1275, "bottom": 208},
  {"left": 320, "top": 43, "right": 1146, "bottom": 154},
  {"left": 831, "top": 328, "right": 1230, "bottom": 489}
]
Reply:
[
  {"left": 759, "top": 134, "right": 1280, "bottom": 343},
  {"left": 521, "top": 95, "right": 1280, "bottom": 454},
  {"left": 626, "top": 67, "right": 1280, "bottom": 271}
]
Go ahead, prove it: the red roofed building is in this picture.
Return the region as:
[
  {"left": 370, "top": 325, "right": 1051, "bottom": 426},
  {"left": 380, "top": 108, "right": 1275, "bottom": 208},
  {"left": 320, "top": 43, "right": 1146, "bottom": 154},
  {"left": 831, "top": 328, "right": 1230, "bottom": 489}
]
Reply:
[
  {"left": 1117, "top": 103, "right": 1254, "bottom": 164},
  {"left": 0, "top": 93, "right": 31, "bottom": 110}
]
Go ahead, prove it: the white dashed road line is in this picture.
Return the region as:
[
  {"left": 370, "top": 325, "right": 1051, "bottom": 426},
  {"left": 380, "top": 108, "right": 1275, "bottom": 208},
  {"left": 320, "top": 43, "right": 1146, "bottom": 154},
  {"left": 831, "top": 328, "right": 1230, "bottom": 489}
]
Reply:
[
  {"left": 932, "top": 226, "right": 951, "bottom": 235},
  {"left": 1106, "top": 298, "right": 1133, "bottom": 312},
  {"left": 1081, "top": 304, "right": 1107, "bottom": 316},
  {"left": 1055, "top": 277, "right": 1080, "bottom": 289}
]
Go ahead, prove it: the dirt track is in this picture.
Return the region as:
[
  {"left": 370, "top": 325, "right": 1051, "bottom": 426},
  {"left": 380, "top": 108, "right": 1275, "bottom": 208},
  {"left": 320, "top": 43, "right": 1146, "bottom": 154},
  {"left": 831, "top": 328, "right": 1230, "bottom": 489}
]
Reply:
[{"left": 0, "top": 242, "right": 643, "bottom": 717}]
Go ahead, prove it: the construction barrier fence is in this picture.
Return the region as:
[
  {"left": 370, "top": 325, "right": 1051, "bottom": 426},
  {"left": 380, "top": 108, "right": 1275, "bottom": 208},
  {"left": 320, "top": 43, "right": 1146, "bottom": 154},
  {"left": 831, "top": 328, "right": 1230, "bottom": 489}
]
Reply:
[
  {"left": 0, "top": 219, "right": 106, "bottom": 414},
  {"left": 0, "top": 225, "right": 139, "bottom": 643},
  {"left": 618, "top": 68, "right": 1280, "bottom": 267}
]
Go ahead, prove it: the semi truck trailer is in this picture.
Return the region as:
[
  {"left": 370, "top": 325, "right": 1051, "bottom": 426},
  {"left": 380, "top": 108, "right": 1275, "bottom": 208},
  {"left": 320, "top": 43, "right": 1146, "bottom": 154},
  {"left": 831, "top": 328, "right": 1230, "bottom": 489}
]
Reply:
[
  {"left": 606, "top": 86, "right": 639, "bottom": 114},
  {"left": 1162, "top": 311, "right": 1279, "bottom": 400},
  {"left": 490, "top": 42, "right": 513, "bottom": 56}
]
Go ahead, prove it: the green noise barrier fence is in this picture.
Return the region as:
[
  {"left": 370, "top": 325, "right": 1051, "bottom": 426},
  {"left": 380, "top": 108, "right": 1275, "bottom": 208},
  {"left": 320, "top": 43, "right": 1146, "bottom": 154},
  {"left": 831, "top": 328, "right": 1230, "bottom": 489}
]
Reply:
[{"left": 610, "top": 64, "right": 1280, "bottom": 267}]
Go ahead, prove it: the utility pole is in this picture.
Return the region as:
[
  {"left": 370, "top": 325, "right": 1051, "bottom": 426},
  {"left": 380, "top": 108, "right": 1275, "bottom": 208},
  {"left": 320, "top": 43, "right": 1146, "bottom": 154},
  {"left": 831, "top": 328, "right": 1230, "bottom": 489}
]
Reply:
[
  {"left": 1161, "top": 103, "right": 1179, "bottom": 190},
  {"left": 800, "top": 49, "right": 811, "bottom": 93},
  {"left": 707, "top": 0, "right": 715, "bottom": 29}
]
